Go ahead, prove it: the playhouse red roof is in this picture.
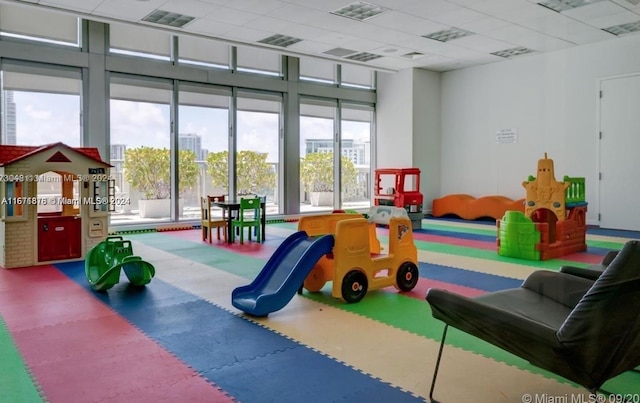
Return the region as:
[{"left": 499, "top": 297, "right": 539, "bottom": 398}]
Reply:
[{"left": 0, "top": 142, "right": 111, "bottom": 167}]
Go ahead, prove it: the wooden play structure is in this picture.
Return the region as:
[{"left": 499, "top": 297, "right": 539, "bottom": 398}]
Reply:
[
  {"left": 0, "top": 142, "right": 113, "bottom": 268},
  {"left": 374, "top": 168, "right": 424, "bottom": 229},
  {"left": 497, "top": 153, "right": 587, "bottom": 260}
]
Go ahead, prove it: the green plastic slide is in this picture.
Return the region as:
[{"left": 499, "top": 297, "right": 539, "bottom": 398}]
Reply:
[{"left": 85, "top": 236, "right": 156, "bottom": 291}]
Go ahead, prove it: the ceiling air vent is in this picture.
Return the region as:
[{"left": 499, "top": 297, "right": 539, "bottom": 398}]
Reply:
[
  {"left": 323, "top": 47, "right": 358, "bottom": 57},
  {"left": 142, "top": 9, "right": 195, "bottom": 28}
]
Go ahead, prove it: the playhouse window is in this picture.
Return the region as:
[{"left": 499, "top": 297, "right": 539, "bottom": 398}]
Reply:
[{"left": 4, "top": 181, "right": 24, "bottom": 218}]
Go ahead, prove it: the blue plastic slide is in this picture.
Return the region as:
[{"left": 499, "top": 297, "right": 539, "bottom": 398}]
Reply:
[{"left": 232, "top": 231, "right": 335, "bottom": 317}]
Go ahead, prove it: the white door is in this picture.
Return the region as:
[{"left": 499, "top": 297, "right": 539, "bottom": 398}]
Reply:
[{"left": 599, "top": 75, "right": 640, "bottom": 231}]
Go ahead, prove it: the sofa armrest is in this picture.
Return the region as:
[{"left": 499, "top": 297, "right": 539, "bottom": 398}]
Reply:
[
  {"left": 426, "top": 288, "right": 558, "bottom": 343},
  {"left": 559, "top": 265, "right": 604, "bottom": 281},
  {"left": 522, "top": 270, "right": 594, "bottom": 308}
]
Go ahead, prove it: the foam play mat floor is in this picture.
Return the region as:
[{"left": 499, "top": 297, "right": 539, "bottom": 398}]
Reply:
[{"left": 1, "top": 218, "right": 639, "bottom": 402}]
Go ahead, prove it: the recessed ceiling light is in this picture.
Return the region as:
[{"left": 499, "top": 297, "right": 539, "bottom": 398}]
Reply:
[
  {"left": 537, "top": 0, "right": 605, "bottom": 12},
  {"left": 491, "top": 47, "right": 536, "bottom": 58},
  {"left": 142, "top": 9, "right": 195, "bottom": 28},
  {"left": 603, "top": 20, "right": 640, "bottom": 35},
  {"left": 331, "top": 1, "right": 389, "bottom": 21},
  {"left": 422, "top": 27, "right": 474, "bottom": 42},
  {"left": 258, "top": 34, "right": 303, "bottom": 48},
  {"left": 344, "top": 52, "right": 382, "bottom": 62}
]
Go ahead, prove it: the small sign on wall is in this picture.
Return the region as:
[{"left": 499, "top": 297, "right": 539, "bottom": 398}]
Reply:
[{"left": 496, "top": 128, "right": 518, "bottom": 144}]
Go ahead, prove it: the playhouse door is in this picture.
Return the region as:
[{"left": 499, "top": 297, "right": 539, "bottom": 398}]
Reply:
[{"left": 38, "top": 216, "right": 82, "bottom": 262}]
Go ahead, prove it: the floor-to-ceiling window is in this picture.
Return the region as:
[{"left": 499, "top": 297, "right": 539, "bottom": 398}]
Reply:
[
  {"left": 299, "top": 100, "right": 337, "bottom": 213},
  {"left": 236, "top": 92, "right": 281, "bottom": 213},
  {"left": 109, "top": 76, "right": 172, "bottom": 224},
  {"left": 1, "top": 62, "right": 82, "bottom": 147},
  {"left": 178, "top": 84, "right": 230, "bottom": 220},
  {"left": 341, "top": 103, "right": 373, "bottom": 210},
  {"left": 1, "top": 3, "right": 377, "bottom": 226}
]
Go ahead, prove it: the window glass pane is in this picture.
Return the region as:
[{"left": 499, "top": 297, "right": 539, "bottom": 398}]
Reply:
[
  {"left": 0, "top": 3, "right": 79, "bottom": 46},
  {"left": 341, "top": 104, "right": 373, "bottom": 210},
  {"left": 109, "top": 23, "right": 171, "bottom": 61},
  {"left": 237, "top": 93, "right": 281, "bottom": 215},
  {"left": 341, "top": 64, "right": 374, "bottom": 89},
  {"left": 1, "top": 68, "right": 81, "bottom": 146},
  {"left": 110, "top": 80, "right": 172, "bottom": 224},
  {"left": 178, "top": 35, "right": 230, "bottom": 69},
  {"left": 300, "top": 100, "right": 336, "bottom": 213},
  {"left": 178, "top": 86, "right": 230, "bottom": 221},
  {"left": 236, "top": 46, "right": 281, "bottom": 76},
  {"left": 300, "top": 58, "right": 335, "bottom": 84}
]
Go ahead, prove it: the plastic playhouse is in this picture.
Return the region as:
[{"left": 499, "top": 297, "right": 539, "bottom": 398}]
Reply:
[
  {"left": 231, "top": 206, "right": 419, "bottom": 316},
  {"left": 374, "top": 168, "right": 424, "bottom": 229},
  {"left": 85, "top": 235, "right": 155, "bottom": 291},
  {"left": 497, "top": 153, "right": 587, "bottom": 260},
  {"left": 0, "top": 142, "right": 112, "bottom": 269}
]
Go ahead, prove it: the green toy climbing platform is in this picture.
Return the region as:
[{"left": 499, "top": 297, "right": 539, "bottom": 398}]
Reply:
[{"left": 85, "top": 235, "right": 155, "bottom": 291}]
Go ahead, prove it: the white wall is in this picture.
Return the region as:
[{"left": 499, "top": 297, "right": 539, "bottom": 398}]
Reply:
[
  {"left": 439, "top": 34, "right": 640, "bottom": 224},
  {"left": 377, "top": 68, "right": 441, "bottom": 211}
]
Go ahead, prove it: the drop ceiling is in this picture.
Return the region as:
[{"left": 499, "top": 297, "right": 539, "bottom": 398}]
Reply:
[{"left": 4, "top": 0, "right": 640, "bottom": 72}]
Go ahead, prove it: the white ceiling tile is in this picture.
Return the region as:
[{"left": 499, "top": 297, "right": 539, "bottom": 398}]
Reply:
[
  {"left": 466, "top": 0, "right": 531, "bottom": 14},
  {"left": 286, "top": 40, "right": 335, "bottom": 54},
  {"left": 494, "top": 3, "right": 557, "bottom": 23},
  {"left": 429, "top": 7, "right": 489, "bottom": 28},
  {"left": 225, "top": 0, "right": 287, "bottom": 15},
  {"left": 181, "top": 18, "right": 238, "bottom": 36},
  {"left": 483, "top": 24, "right": 574, "bottom": 52},
  {"left": 368, "top": 11, "right": 448, "bottom": 36},
  {"left": 197, "top": 6, "right": 261, "bottom": 25},
  {"left": 93, "top": 0, "right": 161, "bottom": 21},
  {"left": 150, "top": 0, "right": 219, "bottom": 17},
  {"left": 610, "top": 0, "right": 640, "bottom": 11},
  {"left": 453, "top": 34, "right": 519, "bottom": 53},
  {"left": 458, "top": 15, "right": 513, "bottom": 33},
  {"left": 565, "top": 27, "right": 616, "bottom": 45},
  {"left": 283, "top": 0, "right": 368, "bottom": 13},
  {"left": 221, "top": 26, "right": 276, "bottom": 42},
  {"left": 265, "top": 4, "right": 328, "bottom": 24},
  {"left": 339, "top": 37, "right": 386, "bottom": 51},
  {"left": 459, "top": 53, "right": 505, "bottom": 65},
  {"left": 196, "top": 0, "right": 233, "bottom": 5},
  {"left": 246, "top": 16, "right": 298, "bottom": 33},
  {"left": 587, "top": 11, "right": 640, "bottom": 28},
  {"left": 562, "top": 1, "right": 629, "bottom": 21},
  {"left": 40, "top": 0, "right": 103, "bottom": 13},
  {"left": 366, "top": 56, "right": 422, "bottom": 71},
  {"left": 396, "top": 0, "right": 461, "bottom": 19}
]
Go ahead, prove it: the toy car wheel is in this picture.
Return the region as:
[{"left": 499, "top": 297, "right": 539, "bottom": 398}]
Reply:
[
  {"left": 395, "top": 261, "right": 419, "bottom": 292},
  {"left": 341, "top": 270, "right": 368, "bottom": 303},
  {"left": 304, "top": 264, "right": 326, "bottom": 292}
]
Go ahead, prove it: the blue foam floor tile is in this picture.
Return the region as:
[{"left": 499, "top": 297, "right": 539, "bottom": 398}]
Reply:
[{"left": 420, "top": 262, "right": 523, "bottom": 291}]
